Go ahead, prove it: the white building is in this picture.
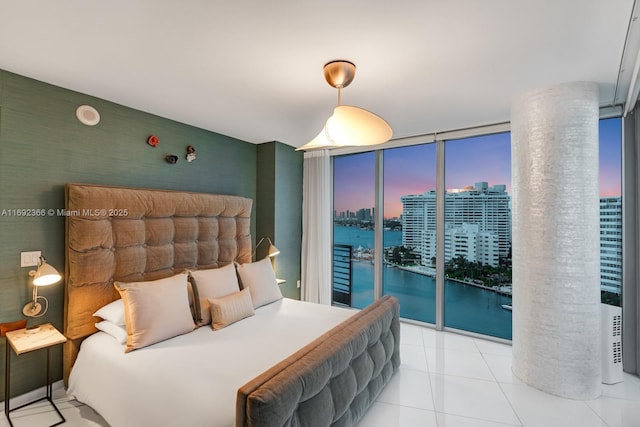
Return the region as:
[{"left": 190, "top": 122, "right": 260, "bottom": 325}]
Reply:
[
  {"left": 400, "top": 194, "right": 426, "bottom": 249},
  {"left": 421, "top": 223, "right": 500, "bottom": 267},
  {"left": 402, "top": 182, "right": 511, "bottom": 266}
]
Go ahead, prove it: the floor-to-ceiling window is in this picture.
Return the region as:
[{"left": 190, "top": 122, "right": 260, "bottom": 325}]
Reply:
[
  {"left": 333, "top": 151, "right": 376, "bottom": 309},
  {"left": 382, "top": 144, "right": 437, "bottom": 323},
  {"left": 331, "top": 117, "right": 622, "bottom": 341},
  {"left": 599, "top": 117, "right": 622, "bottom": 307},
  {"left": 443, "top": 132, "right": 512, "bottom": 339}
]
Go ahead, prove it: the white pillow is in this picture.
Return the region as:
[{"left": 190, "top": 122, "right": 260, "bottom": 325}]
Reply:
[
  {"left": 95, "top": 320, "right": 127, "bottom": 345},
  {"left": 188, "top": 263, "right": 241, "bottom": 325},
  {"left": 235, "top": 257, "right": 283, "bottom": 308},
  {"left": 208, "top": 288, "right": 255, "bottom": 330},
  {"left": 93, "top": 299, "right": 125, "bottom": 326},
  {"left": 115, "top": 272, "right": 195, "bottom": 353}
]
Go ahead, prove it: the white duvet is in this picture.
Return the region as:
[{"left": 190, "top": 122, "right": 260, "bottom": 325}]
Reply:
[{"left": 68, "top": 298, "right": 355, "bottom": 427}]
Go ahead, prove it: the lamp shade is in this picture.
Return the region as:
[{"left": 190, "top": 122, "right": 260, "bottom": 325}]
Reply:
[
  {"left": 297, "top": 105, "right": 392, "bottom": 151},
  {"left": 254, "top": 237, "right": 280, "bottom": 258},
  {"left": 268, "top": 243, "right": 280, "bottom": 257},
  {"left": 32, "top": 261, "right": 62, "bottom": 286},
  {"left": 24, "top": 256, "right": 62, "bottom": 317},
  {"left": 328, "top": 105, "right": 392, "bottom": 145}
]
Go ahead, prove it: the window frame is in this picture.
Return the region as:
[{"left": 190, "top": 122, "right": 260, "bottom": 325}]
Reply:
[{"left": 330, "top": 107, "right": 624, "bottom": 343}]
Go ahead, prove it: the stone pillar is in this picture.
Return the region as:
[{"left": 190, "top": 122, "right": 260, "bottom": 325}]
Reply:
[{"left": 510, "top": 82, "right": 601, "bottom": 399}]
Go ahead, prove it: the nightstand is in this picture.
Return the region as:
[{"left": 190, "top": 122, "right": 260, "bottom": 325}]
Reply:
[{"left": 3, "top": 323, "right": 67, "bottom": 426}]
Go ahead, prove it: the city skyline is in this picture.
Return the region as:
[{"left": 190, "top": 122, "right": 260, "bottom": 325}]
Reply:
[{"left": 334, "top": 117, "right": 622, "bottom": 219}]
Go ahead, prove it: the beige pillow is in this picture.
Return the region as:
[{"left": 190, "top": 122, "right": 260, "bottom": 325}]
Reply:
[
  {"left": 235, "top": 257, "right": 283, "bottom": 308},
  {"left": 208, "top": 288, "right": 255, "bottom": 330},
  {"left": 188, "top": 263, "right": 241, "bottom": 325},
  {"left": 115, "top": 273, "right": 195, "bottom": 353}
]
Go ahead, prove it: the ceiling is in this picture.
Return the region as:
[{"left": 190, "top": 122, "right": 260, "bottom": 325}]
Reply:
[{"left": 0, "top": 1, "right": 638, "bottom": 149}]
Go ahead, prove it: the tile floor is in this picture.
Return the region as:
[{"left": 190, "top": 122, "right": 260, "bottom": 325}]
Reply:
[{"left": 2, "top": 322, "right": 640, "bottom": 426}]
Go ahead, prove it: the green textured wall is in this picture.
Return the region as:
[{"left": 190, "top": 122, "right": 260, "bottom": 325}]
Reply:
[
  {"left": 256, "top": 142, "right": 303, "bottom": 299},
  {"left": 0, "top": 69, "right": 259, "bottom": 400},
  {"left": 256, "top": 143, "right": 277, "bottom": 259}
]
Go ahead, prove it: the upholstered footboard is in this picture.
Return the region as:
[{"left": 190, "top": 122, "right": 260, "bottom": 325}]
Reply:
[{"left": 236, "top": 295, "right": 400, "bottom": 427}]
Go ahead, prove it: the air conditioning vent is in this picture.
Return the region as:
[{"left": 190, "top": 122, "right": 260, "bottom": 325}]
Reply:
[{"left": 601, "top": 304, "right": 623, "bottom": 384}]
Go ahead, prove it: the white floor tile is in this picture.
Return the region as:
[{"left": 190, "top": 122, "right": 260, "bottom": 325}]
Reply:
[
  {"left": 586, "top": 395, "right": 640, "bottom": 427},
  {"left": 357, "top": 402, "right": 438, "bottom": 427},
  {"left": 376, "top": 367, "right": 435, "bottom": 410},
  {"left": 400, "top": 343, "right": 428, "bottom": 372},
  {"left": 430, "top": 373, "right": 520, "bottom": 425},
  {"left": 473, "top": 338, "right": 513, "bottom": 357},
  {"left": 601, "top": 372, "right": 640, "bottom": 401},
  {"left": 400, "top": 322, "right": 425, "bottom": 346},
  {"left": 0, "top": 397, "right": 107, "bottom": 427},
  {"left": 500, "top": 382, "right": 608, "bottom": 427},
  {"left": 435, "top": 412, "right": 521, "bottom": 427},
  {"left": 482, "top": 353, "right": 523, "bottom": 385},
  {"left": 425, "top": 348, "right": 495, "bottom": 381},
  {"left": 422, "top": 328, "right": 480, "bottom": 352}
]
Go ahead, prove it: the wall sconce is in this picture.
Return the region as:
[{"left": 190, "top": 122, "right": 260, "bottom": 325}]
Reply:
[
  {"left": 253, "top": 237, "right": 280, "bottom": 258},
  {"left": 22, "top": 255, "right": 62, "bottom": 318}
]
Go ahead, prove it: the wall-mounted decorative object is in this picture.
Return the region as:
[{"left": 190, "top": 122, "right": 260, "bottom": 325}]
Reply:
[
  {"left": 186, "top": 145, "right": 196, "bottom": 162},
  {"left": 165, "top": 155, "right": 179, "bottom": 164},
  {"left": 147, "top": 135, "right": 159, "bottom": 147},
  {"left": 76, "top": 105, "right": 100, "bottom": 126}
]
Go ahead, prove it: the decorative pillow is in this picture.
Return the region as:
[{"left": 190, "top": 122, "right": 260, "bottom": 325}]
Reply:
[
  {"left": 188, "top": 263, "right": 241, "bottom": 326},
  {"left": 95, "top": 320, "right": 127, "bottom": 345},
  {"left": 235, "top": 257, "right": 283, "bottom": 308},
  {"left": 114, "top": 272, "right": 195, "bottom": 353},
  {"left": 93, "top": 299, "right": 125, "bottom": 326},
  {"left": 208, "top": 288, "right": 255, "bottom": 330}
]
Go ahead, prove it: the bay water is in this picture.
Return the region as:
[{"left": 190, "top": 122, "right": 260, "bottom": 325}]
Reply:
[{"left": 334, "top": 225, "right": 513, "bottom": 340}]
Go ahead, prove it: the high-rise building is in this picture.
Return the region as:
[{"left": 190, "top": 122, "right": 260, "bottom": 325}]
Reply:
[
  {"left": 400, "top": 194, "right": 426, "bottom": 249},
  {"left": 357, "top": 208, "right": 373, "bottom": 221},
  {"left": 402, "top": 182, "right": 511, "bottom": 265},
  {"left": 421, "top": 223, "right": 500, "bottom": 267},
  {"left": 600, "top": 197, "right": 622, "bottom": 294}
]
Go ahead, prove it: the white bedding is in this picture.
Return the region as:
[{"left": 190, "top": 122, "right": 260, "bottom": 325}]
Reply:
[{"left": 68, "top": 298, "right": 355, "bottom": 427}]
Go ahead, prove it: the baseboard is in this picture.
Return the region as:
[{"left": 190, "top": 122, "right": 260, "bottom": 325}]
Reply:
[{"left": 0, "top": 380, "right": 65, "bottom": 410}]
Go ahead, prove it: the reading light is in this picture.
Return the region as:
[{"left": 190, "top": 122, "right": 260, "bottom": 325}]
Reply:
[
  {"left": 23, "top": 255, "right": 62, "bottom": 317},
  {"left": 297, "top": 60, "right": 392, "bottom": 151},
  {"left": 254, "top": 237, "right": 280, "bottom": 258}
]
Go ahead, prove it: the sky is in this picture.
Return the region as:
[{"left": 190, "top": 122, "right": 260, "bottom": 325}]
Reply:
[{"left": 334, "top": 117, "right": 622, "bottom": 219}]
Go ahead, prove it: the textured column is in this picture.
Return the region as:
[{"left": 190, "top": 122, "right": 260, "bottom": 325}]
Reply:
[{"left": 511, "top": 82, "right": 601, "bottom": 400}]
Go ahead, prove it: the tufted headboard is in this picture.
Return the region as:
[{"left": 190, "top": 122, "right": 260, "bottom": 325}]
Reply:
[{"left": 63, "top": 183, "right": 253, "bottom": 383}]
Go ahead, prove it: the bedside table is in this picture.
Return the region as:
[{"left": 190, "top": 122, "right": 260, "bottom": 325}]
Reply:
[{"left": 3, "top": 323, "right": 67, "bottom": 426}]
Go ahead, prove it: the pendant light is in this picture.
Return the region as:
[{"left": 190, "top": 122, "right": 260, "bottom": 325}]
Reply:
[{"left": 297, "top": 60, "right": 392, "bottom": 151}]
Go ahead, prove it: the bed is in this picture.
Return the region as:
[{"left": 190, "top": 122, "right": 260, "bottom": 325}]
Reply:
[{"left": 63, "top": 183, "right": 400, "bottom": 427}]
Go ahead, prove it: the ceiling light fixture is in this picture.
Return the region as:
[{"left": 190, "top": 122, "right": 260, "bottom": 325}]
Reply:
[{"left": 296, "top": 60, "right": 392, "bottom": 151}]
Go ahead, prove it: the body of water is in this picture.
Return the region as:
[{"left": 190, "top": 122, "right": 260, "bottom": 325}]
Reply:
[{"left": 334, "top": 225, "right": 513, "bottom": 340}]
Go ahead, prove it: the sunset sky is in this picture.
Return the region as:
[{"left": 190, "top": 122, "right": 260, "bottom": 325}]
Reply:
[{"left": 334, "top": 117, "right": 622, "bottom": 219}]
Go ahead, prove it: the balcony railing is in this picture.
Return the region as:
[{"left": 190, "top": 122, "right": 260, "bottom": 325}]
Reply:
[{"left": 332, "top": 244, "right": 352, "bottom": 307}]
